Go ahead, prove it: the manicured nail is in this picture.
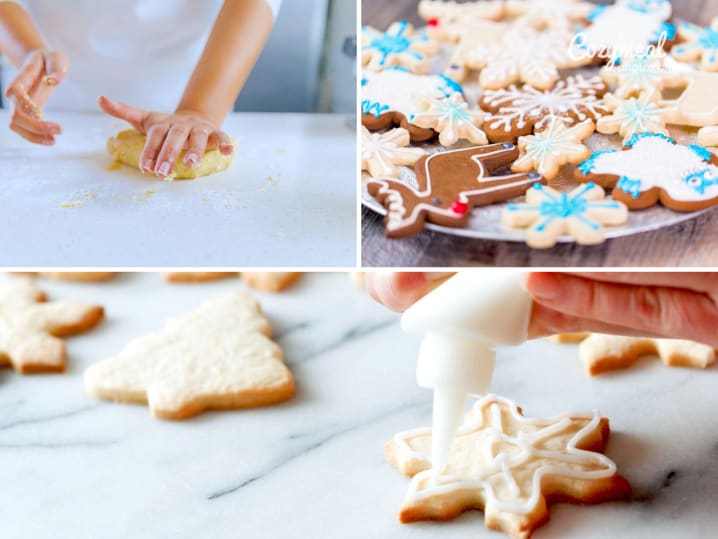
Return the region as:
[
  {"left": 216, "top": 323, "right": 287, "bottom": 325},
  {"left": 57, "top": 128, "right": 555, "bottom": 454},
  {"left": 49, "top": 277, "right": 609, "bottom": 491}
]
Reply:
[
  {"left": 156, "top": 162, "right": 171, "bottom": 176},
  {"left": 185, "top": 153, "right": 200, "bottom": 168},
  {"left": 141, "top": 159, "right": 154, "bottom": 174}
]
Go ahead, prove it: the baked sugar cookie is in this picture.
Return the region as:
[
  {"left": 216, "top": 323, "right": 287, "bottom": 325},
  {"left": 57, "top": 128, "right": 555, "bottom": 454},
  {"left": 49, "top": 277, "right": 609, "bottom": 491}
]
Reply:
[
  {"left": 13, "top": 272, "right": 116, "bottom": 282},
  {"left": 672, "top": 18, "right": 718, "bottom": 72},
  {"left": 412, "top": 93, "right": 488, "bottom": 147},
  {"left": 361, "top": 21, "right": 438, "bottom": 74},
  {"left": 504, "top": 0, "right": 594, "bottom": 30},
  {"left": 418, "top": 1, "right": 505, "bottom": 42},
  {"left": 596, "top": 92, "right": 672, "bottom": 145},
  {"left": 165, "top": 272, "right": 237, "bottom": 283},
  {"left": 165, "top": 272, "right": 302, "bottom": 293},
  {"left": 0, "top": 279, "right": 104, "bottom": 373},
  {"left": 84, "top": 292, "right": 294, "bottom": 419},
  {"left": 386, "top": 394, "right": 630, "bottom": 539},
  {"left": 698, "top": 126, "right": 718, "bottom": 147},
  {"left": 361, "top": 126, "right": 425, "bottom": 178},
  {"left": 107, "top": 129, "right": 235, "bottom": 180}
]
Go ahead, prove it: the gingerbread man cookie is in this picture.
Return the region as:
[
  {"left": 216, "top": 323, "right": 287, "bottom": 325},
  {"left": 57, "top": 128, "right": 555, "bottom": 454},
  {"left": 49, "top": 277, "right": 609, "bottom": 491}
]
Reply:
[
  {"left": 386, "top": 394, "right": 630, "bottom": 539},
  {"left": 362, "top": 67, "right": 465, "bottom": 142},
  {"left": 84, "top": 292, "right": 295, "bottom": 420},
  {"left": 361, "top": 126, "right": 425, "bottom": 178},
  {"left": 0, "top": 278, "right": 104, "bottom": 374},
  {"left": 672, "top": 17, "right": 718, "bottom": 72},
  {"left": 512, "top": 119, "right": 595, "bottom": 180},
  {"left": 596, "top": 92, "right": 672, "bottom": 145},
  {"left": 361, "top": 21, "right": 438, "bottom": 74},
  {"left": 418, "top": 0, "right": 505, "bottom": 42},
  {"left": 411, "top": 93, "right": 488, "bottom": 147},
  {"left": 502, "top": 183, "right": 628, "bottom": 248},
  {"left": 478, "top": 75, "right": 608, "bottom": 143},
  {"left": 576, "top": 133, "right": 718, "bottom": 211},
  {"left": 367, "top": 143, "right": 544, "bottom": 238},
  {"left": 504, "top": 0, "right": 594, "bottom": 30},
  {"left": 600, "top": 53, "right": 685, "bottom": 99}
]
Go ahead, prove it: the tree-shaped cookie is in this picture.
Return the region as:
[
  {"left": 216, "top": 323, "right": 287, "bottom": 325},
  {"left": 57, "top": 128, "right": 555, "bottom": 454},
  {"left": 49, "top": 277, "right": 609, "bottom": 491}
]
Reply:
[
  {"left": 84, "top": 292, "right": 295, "bottom": 420},
  {"left": 367, "top": 143, "right": 544, "bottom": 238},
  {"left": 576, "top": 133, "right": 718, "bottom": 211},
  {"left": 361, "top": 126, "right": 425, "bottom": 178},
  {"left": 0, "top": 278, "right": 104, "bottom": 373},
  {"left": 386, "top": 394, "right": 630, "bottom": 539},
  {"left": 672, "top": 17, "right": 718, "bottom": 72},
  {"left": 361, "top": 21, "right": 438, "bottom": 74}
]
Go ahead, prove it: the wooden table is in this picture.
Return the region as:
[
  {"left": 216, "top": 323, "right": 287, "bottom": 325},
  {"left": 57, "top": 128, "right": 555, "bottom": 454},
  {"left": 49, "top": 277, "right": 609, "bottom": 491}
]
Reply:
[{"left": 361, "top": 0, "right": 718, "bottom": 267}]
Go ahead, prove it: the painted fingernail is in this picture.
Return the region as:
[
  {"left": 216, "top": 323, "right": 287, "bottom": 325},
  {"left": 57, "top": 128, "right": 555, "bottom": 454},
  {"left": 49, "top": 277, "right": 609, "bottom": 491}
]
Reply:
[
  {"left": 185, "top": 153, "right": 200, "bottom": 168},
  {"left": 156, "top": 162, "right": 171, "bottom": 176}
]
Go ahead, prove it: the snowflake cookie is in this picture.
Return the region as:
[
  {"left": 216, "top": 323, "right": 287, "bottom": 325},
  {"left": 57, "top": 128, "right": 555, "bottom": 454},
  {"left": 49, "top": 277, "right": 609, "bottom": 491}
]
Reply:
[
  {"left": 385, "top": 394, "right": 631, "bottom": 539},
  {"left": 362, "top": 67, "right": 465, "bottom": 141},
  {"left": 576, "top": 133, "right": 718, "bottom": 211},
  {"left": 412, "top": 93, "right": 488, "bottom": 147},
  {"left": 361, "top": 126, "right": 425, "bottom": 178},
  {"left": 362, "top": 21, "right": 438, "bottom": 74},
  {"left": 469, "top": 26, "right": 587, "bottom": 90},
  {"left": 600, "top": 53, "right": 685, "bottom": 99},
  {"left": 672, "top": 17, "right": 718, "bottom": 72},
  {"left": 504, "top": 0, "right": 594, "bottom": 30},
  {"left": 418, "top": 0, "right": 505, "bottom": 42},
  {"left": 478, "top": 75, "right": 608, "bottom": 143},
  {"left": 596, "top": 92, "right": 672, "bottom": 144},
  {"left": 698, "top": 126, "right": 718, "bottom": 147},
  {"left": 367, "top": 143, "right": 544, "bottom": 238},
  {"left": 512, "top": 119, "right": 594, "bottom": 181},
  {"left": 502, "top": 183, "right": 628, "bottom": 248},
  {"left": 442, "top": 21, "right": 510, "bottom": 82}
]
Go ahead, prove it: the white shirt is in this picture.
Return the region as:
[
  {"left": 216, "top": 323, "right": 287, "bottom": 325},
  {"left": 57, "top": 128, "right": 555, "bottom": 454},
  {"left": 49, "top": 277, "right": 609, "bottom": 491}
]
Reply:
[{"left": 1, "top": 0, "right": 281, "bottom": 111}]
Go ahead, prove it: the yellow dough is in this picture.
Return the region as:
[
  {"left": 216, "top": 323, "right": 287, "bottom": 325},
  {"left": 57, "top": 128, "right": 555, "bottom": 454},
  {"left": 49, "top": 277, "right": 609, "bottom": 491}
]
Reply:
[{"left": 107, "top": 129, "right": 235, "bottom": 180}]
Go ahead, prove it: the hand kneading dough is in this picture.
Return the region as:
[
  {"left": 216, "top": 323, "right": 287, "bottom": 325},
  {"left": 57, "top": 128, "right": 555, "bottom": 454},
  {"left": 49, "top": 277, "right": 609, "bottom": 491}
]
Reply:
[{"left": 107, "top": 129, "right": 235, "bottom": 180}]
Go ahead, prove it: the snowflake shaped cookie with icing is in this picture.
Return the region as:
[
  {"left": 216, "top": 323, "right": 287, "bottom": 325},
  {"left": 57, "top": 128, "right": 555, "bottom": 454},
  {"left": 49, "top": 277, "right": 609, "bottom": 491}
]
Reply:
[
  {"left": 576, "top": 133, "right": 718, "bottom": 211},
  {"left": 512, "top": 119, "right": 594, "bottom": 181},
  {"left": 362, "top": 21, "right": 438, "bottom": 74},
  {"left": 502, "top": 183, "right": 627, "bottom": 248},
  {"left": 418, "top": 0, "right": 505, "bottom": 42},
  {"left": 411, "top": 93, "right": 488, "bottom": 147},
  {"left": 600, "top": 53, "right": 685, "bottom": 99},
  {"left": 470, "top": 26, "right": 586, "bottom": 90},
  {"left": 504, "top": 0, "right": 594, "bottom": 30},
  {"left": 0, "top": 278, "right": 104, "bottom": 374},
  {"left": 361, "top": 126, "right": 425, "bottom": 178},
  {"left": 479, "top": 75, "right": 608, "bottom": 143},
  {"left": 596, "top": 92, "right": 672, "bottom": 144},
  {"left": 386, "top": 394, "right": 630, "bottom": 539},
  {"left": 672, "top": 17, "right": 718, "bottom": 72}
]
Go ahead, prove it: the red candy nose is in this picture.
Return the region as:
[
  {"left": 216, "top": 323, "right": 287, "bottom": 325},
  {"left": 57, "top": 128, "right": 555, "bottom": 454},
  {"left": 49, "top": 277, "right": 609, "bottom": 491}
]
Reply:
[
  {"left": 451, "top": 201, "right": 468, "bottom": 215},
  {"left": 427, "top": 18, "right": 440, "bottom": 27}
]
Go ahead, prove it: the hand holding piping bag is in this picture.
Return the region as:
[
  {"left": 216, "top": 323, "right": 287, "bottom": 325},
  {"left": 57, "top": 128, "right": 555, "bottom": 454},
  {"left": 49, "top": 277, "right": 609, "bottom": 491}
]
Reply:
[{"left": 366, "top": 272, "right": 718, "bottom": 349}]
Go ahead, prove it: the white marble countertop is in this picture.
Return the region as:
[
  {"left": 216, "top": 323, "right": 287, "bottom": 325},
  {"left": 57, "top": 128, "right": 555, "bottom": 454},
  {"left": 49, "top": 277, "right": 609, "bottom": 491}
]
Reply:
[
  {"left": 1, "top": 272, "right": 717, "bottom": 538},
  {"left": 0, "top": 112, "right": 356, "bottom": 267}
]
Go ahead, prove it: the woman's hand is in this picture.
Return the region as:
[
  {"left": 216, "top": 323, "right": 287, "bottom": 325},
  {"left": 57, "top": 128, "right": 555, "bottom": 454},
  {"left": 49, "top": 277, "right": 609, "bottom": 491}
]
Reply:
[
  {"left": 365, "top": 272, "right": 454, "bottom": 312},
  {"left": 98, "top": 96, "right": 234, "bottom": 178},
  {"left": 4, "top": 49, "right": 67, "bottom": 145}
]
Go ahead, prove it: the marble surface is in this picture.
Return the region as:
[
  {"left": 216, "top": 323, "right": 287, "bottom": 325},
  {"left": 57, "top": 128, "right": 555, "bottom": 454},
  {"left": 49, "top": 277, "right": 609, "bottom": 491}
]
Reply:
[
  {"left": 0, "top": 112, "right": 356, "bottom": 267},
  {"left": 1, "top": 272, "right": 717, "bottom": 539}
]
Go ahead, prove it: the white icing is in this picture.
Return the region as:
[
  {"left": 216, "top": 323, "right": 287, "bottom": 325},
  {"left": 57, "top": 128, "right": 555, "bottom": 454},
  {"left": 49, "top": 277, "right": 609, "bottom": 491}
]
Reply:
[
  {"left": 505, "top": 0, "right": 594, "bottom": 29},
  {"left": 393, "top": 394, "right": 617, "bottom": 515},
  {"left": 698, "top": 126, "right": 718, "bottom": 147}
]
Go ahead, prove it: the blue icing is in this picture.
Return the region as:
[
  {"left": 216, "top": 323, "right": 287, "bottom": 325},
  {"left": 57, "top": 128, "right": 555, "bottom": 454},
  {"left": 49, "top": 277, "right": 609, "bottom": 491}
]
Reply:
[
  {"left": 438, "top": 74, "right": 463, "bottom": 97},
  {"left": 362, "top": 20, "right": 427, "bottom": 67},
  {"left": 587, "top": 5, "right": 606, "bottom": 22},
  {"left": 361, "top": 99, "right": 389, "bottom": 117},
  {"left": 688, "top": 144, "right": 713, "bottom": 163},
  {"left": 626, "top": 0, "right": 669, "bottom": 14},
  {"left": 617, "top": 176, "right": 643, "bottom": 199},
  {"left": 684, "top": 168, "right": 718, "bottom": 195},
  {"left": 652, "top": 21, "right": 676, "bottom": 42},
  {"left": 578, "top": 149, "right": 618, "bottom": 175},
  {"left": 625, "top": 132, "right": 675, "bottom": 147}
]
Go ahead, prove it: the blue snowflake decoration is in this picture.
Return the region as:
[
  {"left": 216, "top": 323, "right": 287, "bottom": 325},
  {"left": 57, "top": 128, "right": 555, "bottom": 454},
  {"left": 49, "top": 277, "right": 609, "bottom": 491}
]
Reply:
[{"left": 362, "top": 21, "right": 429, "bottom": 68}]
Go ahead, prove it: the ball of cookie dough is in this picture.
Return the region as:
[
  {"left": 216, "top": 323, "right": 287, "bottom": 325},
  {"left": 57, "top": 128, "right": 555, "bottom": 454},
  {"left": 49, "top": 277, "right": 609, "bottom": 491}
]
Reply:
[{"left": 107, "top": 129, "right": 235, "bottom": 180}]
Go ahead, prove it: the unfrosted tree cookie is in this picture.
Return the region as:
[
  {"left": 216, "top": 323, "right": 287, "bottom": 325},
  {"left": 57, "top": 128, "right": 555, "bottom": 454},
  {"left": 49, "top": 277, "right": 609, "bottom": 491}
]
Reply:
[
  {"left": 478, "top": 75, "right": 608, "bottom": 143},
  {"left": 504, "top": 0, "right": 593, "bottom": 30},
  {"left": 107, "top": 129, "right": 235, "bottom": 180},
  {"left": 512, "top": 119, "right": 595, "bottom": 180},
  {"left": 84, "top": 292, "right": 294, "bottom": 420},
  {"left": 361, "top": 21, "right": 438, "bottom": 74},
  {"left": 13, "top": 272, "right": 116, "bottom": 282},
  {"left": 672, "top": 17, "right": 718, "bottom": 72},
  {"left": 596, "top": 92, "right": 672, "bottom": 145},
  {"left": 386, "top": 394, "right": 630, "bottom": 539},
  {"left": 576, "top": 133, "right": 718, "bottom": 211},
  {"left": 0, "top": 279, "right": 104, "bottom": 374},
  {"left": 361, "top": 126, "right": 425, "bottom": 178},
  {"left": 412, "top": 93, "right": 488, "bottom": 147},
  {"left": 502, "top": 183, "right": 628, "bottom": 248}
]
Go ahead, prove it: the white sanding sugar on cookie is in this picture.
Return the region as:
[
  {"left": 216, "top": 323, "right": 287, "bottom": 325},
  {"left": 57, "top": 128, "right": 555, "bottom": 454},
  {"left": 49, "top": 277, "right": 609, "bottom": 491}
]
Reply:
[{"left": 84, "top": 291, "right": 294, "bottom": 420}]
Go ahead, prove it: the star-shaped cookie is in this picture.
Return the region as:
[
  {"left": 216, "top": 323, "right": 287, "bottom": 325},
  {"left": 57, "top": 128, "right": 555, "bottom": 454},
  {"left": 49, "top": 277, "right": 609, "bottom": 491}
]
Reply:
[
  {"left": 84, "top": 292, "right": 295, "bottom": 419},
  {"left": 386, "top": 394, "right": 630, "bottom": 539},
  {"left": 596, "top": 92, "right": 672, "bottom": 144},
  {"left": 0, "top": 278, "right": 104, "bottom": 373},
  {"left": 411, "top": 93, "right": 488, "bottom": 147}
]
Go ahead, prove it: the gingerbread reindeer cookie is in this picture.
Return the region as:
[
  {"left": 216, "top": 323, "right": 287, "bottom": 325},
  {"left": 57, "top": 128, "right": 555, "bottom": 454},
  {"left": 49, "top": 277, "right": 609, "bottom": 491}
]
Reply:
[
  {"left": 576, "top": 133, "right": 718, "bottom": 211},
  {"left": 386, "top": 394, "right": 630, "bottom": 539},
  {"left": 0, "top": 278, "right": 104, "bottom": 374},
  {"left": 367, "top": 143, "right": 544, "bottom": 238}
]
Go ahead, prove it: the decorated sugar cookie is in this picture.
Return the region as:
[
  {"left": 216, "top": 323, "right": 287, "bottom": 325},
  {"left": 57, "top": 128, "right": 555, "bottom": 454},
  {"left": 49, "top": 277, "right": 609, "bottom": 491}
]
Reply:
[
  {"left": 576, "top": 133, "right": 718, "bottom": 211},
  {"left": 512, "top": 119, "right": 595, "bottom": 181},
  {"left": 442, "top": 21, "right": 509, "bottom": 82},
  {"left": 418, "top": 0, "right": 505, "bottom": 42},
  {"left": 367, "top": 143, "right": 544, "bottom": 238},
  {"left": 661, "top": 71, "right": 718, "bottom": 127},
  {"left": 672, "top": 17, "right": 718, "bottom": 72},
  {"left": 479, "top": 75, "right": 608, "bottom": 143},
  {"left": 600, "top": 53, "right": 685, "bottom": 99},
  {"left": 469, "top": 26, "right": 586, "bottom": 90},
  {"left": 411, "top": 93, "right": 488, "bottom": 147},
  {"left": 386, "top": 394, "right": 631, "bottom": 539},
  {"left": 596, "top": 92, "right": 672, "bottom": 144},
  {"left": 502, "top": 183, "right": 628, "bottom": 248},
  {"left": 698, "top": 126, "right": 718, "bottom": 147},
  {"left": 504, "top": 0, "right": 594, "bottom": 30},
  {"left": 361, "top": 126, "right": 425, "bottom": 178},
  {"left": 362, "top": 68, "right": 465, "bottom": 141},
  {"left": 576, "top": 0, "right": 674, "bottom": 62},
  {"left": 361, "top": 21, "right": 438, "bottom": 74}
]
